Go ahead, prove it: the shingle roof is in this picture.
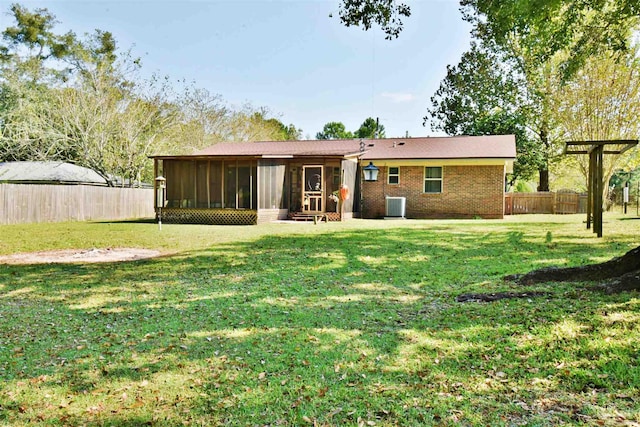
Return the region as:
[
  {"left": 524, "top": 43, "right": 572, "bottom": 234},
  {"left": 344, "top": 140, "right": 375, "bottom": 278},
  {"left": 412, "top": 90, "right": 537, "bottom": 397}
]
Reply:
[
  {"left": 0, "top": 161, "right": 107, "bottom": 185},
  {"left": 196, "top": 139, "right": 362, "bottom": 157},
  {"left": 154, "top": 135, "right": 516, "bottom": 160},
  {"left": 360, "top": 135, "right": 516, "bottom": 160}
]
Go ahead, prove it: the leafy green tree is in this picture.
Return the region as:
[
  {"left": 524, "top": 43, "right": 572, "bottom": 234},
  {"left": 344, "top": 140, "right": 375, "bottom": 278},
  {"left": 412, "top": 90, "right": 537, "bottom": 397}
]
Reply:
[
  {"left": 471, "top": 110, "right": 542, "bottom": 188},
  {"left": 427, "top": 43, "right": 522, "bottom": 135},
  {"left": 220, "top": 106, "right": 300, "bottom": 143},
  {"left": 552, "top": 46, "right": 640, "bottom": 202},
  {"left": 460, "top": 0, "right": 640, "bottom": 79},
  {"left": 426, "top": 42, "right": 544, "bottom": 187},
  {"left": 0, "top": 3, "right": 76, "bottom": 83},
  {"left": 336, "top": 0, "right": 411, "bottom": 40},
  {"left": 355, "top": 117, "right": 385, "bottom": 139},
  {"left": 426, "top": 14, "right": 569, "bottom": 192},
  {"left": 285, "top": 123, "right": 303, "bottom": 140},
  {"left": 316, "top": 118, "right": 385, "bottom": 140},
  {"left": 554, "top": 47, "right": 640, "bottom": 143},
  {"left": 263, "top": 117, "right": 302, "bottom": 141},
  {"left": 0, "top": 4, "right": 74, "bottom": 162},
  {"left": 454, "top": 0, "right": 640, "bottom": 287},
  {"left": 316, "top": 121, "right": 353, "bottom": 140}
]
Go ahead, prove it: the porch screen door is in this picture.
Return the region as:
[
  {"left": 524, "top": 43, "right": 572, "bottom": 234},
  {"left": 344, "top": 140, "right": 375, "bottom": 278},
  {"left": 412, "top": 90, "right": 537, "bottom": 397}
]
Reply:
[{"left": 302, "top": 166, "right": 323, "bottom": 213}]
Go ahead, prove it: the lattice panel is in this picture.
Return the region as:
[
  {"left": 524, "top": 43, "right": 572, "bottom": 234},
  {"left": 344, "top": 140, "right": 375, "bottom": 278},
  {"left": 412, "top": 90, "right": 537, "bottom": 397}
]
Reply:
[
  {"left": 288, "top": 212, "right": 342, "bottom": 222},
  {"left": 158, "top": 208, "right": 257, "bottom": 225},
  {"left": 325, "top": 213, "right": 341, "bottom": 222}
]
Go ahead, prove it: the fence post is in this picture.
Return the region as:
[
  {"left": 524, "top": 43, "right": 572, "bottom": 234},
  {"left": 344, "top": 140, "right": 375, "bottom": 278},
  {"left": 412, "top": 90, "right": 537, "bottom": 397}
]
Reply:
[{"left": 507, "top": 193, "right": 515, "bottom": 215}]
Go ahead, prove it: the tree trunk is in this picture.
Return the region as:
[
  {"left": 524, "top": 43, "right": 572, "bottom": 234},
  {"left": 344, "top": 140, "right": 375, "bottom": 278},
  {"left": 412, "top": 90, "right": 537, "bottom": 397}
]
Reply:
[
  {"left": 537, "top": 168, "right": 550, "bottom": 192},
  {"left": 504, "top": 245, "right": 640, "bottom": 294},
  {"left": 537, "top": 126, "right": 550, "bottom": 192}
]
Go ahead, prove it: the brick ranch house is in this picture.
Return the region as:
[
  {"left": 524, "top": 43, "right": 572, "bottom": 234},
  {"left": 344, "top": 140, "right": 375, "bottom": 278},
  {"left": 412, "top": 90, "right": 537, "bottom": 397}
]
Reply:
[
  {"left": 360, "top": 135, "right": 515, "bottom": 219},
  {"left": 150, "top": 134, "right": 515, "bottom": 224}
]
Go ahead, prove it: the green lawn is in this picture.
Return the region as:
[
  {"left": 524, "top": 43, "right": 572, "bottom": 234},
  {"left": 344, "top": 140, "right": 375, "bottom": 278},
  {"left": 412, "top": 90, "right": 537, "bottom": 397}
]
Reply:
[{"left": 1, "top": 214, "right": 639, "bottom": 426}]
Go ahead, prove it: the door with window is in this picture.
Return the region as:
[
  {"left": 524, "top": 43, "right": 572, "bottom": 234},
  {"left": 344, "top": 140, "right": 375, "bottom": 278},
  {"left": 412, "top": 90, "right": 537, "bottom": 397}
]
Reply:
[
  {"left": 225, "top": 162, "right": 256, "bottom": 209},
  {"left": 302, "top": 165, "right": 323, "bottom": 213}
]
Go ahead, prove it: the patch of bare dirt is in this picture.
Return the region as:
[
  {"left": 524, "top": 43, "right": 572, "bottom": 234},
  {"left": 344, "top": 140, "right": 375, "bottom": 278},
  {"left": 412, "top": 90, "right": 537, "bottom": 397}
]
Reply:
[{"left": 0, "top": 248, "right": 161, "bottom": 265}]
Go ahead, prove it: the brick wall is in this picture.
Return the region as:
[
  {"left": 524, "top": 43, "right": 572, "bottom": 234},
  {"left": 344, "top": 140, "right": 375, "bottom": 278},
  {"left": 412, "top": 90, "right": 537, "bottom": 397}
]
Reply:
[{"left": 362, "top": 165, "right": 505, "bottom": 219}]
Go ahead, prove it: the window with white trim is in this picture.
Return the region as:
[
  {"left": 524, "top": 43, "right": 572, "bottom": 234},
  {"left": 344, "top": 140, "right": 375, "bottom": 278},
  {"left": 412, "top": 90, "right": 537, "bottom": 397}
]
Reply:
[
  {"left": 424, "top": 167, "right": 442, "bottom": 193},
  {"left": 388, "top": 167, "right": 399, "bottom": 185}
]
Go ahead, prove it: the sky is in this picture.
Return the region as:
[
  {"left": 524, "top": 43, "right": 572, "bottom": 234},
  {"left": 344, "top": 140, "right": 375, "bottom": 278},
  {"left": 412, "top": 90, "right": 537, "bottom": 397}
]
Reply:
[{"left": 3, "top": 0, "right": 473, "bottom": 139}]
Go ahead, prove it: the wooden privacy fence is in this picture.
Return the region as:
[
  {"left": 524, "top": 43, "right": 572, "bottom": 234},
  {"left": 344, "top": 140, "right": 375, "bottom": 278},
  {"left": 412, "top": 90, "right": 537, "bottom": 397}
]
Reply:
[
  {"left": 505, "top": 191, "right": 588, "bottom": 215},
  {"left": 0, "top": 184, "right": 154, "bottom": 225}
]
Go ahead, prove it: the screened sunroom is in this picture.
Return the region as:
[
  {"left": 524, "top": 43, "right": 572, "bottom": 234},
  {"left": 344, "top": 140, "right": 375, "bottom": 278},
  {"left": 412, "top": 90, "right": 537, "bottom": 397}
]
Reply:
[{"left": 151, "top": 140, "right": 361, "bottom": 225}]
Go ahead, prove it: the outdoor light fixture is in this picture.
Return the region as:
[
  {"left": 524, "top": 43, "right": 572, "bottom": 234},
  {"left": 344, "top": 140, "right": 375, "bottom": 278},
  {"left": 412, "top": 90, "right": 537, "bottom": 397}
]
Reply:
[
  {"left": 155, "top": 175, "right": 166, "bottom": 230},
  {"left": 363, "top": 161, "right": 380, "bottom": 181}
]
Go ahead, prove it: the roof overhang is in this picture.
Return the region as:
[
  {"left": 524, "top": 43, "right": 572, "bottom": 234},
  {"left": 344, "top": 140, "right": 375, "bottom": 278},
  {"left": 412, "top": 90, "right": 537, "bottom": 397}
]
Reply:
[
  {"left": 362, "top": 158, "right": 514, "bottom": 166},
  {"left": 150, "top": 152, "right": 361, "bottom": 160}
]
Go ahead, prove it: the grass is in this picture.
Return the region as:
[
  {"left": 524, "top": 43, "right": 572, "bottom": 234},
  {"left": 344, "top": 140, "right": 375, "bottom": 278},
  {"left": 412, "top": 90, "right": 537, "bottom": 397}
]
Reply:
[{"left": 1, "top": 214, "right": 639, "bottom": 426}]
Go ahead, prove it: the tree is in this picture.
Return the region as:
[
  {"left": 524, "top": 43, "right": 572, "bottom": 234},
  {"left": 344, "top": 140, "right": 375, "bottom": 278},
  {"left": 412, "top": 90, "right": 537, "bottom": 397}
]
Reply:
[
  {"left": 458, "top": 3, "right": 640, "bottom": 293},
  {"left": 0, "top": 4, "right": 75, "bottom": 162},
  {"left": 355, "top": 117, "right": 385, "bottom": 138},
  {"left": 165, "top": 85, "right": 230, "bottom": 154},
  {"left": 0, "top": 3, "right": 78, "bottom": 84},
  {"left": 28, "top": 54, "right": 179, "bottom": 185},
  {"left": 316, "top": 121, "right": 353, "bottom": 140},
  {"left": 335, "top": 1, "right": 561, "bottom": 189},
  {"left": 0, "top": 5, "right": 82, "bottom": 163},
  {"left": 427, "top": 43, "right": 522, "bottom": 135},
  {"left": 218, "top": 106, "right": 300, "bottom": 143},
  {"left": 0, "top": 4, "right": 175, "bottom": 184},
  {"left": 166, "top": 85, "right": 303, "bottom": 156},
  {"left": 468, "top": 110, "right": 542, "bottom": 188},
  {"left": 336, "top": 0, "right": 411, "bottom": 40},
  {"left": 0, "top": 76, "right": 69, "bottom": 162},
  {"left": 552, "top": 47, "right": 640, "bottom": 203},
  {"left": 315, "top": 117, "right": 384, "bottom": 140},
  {"left": 460, "top": 0, "right": 640, "bottom": 79},
  {"left": 263, "top": 117, "right": 302, "bottom": 141},
  {"left": 426, "top": 42, "right": 544, "bottom": 186},
  {"left": 554, "top": 48, "right": 640, "bottom": 144}
]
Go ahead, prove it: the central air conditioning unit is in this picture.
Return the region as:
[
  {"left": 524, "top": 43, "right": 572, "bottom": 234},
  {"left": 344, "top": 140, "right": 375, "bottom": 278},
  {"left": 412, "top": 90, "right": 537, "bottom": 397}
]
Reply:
[{"left": 385, "top": 196, "right": 406, "bottom": 219}]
